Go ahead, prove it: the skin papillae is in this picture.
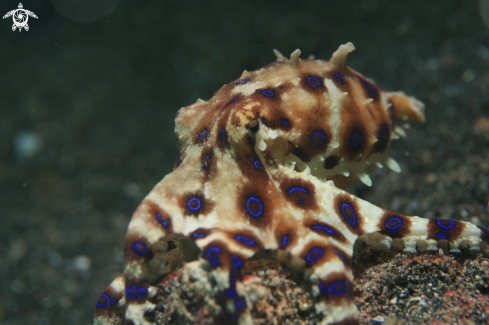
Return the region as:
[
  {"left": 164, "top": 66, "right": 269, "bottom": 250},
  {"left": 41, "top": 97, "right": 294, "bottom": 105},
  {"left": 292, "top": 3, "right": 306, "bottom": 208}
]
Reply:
[{"left": 93, "top": 43, "right": 489, "bottom": 325}]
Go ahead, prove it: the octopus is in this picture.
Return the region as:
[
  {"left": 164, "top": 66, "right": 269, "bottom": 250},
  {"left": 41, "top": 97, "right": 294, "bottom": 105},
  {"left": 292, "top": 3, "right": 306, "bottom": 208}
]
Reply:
[{"left": 93, "top": 42, "right": 489, "bottom": 325}]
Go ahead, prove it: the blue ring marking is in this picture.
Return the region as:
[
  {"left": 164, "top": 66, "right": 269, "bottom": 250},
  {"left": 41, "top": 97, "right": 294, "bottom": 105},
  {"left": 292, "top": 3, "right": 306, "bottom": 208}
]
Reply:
[
  {"left": 312, "top": 225, "right": 335, "bottom": 234},
  {"left": 192, "top": 232, "right": 205, "bottom": 238},
  {"left": 307, "top": 76, "right": 321, "bottom": 88},
  {"left": 231, "top": 255, "right": 243, "bottom": 271},
  {"left": 334, "top": 249, "right": 346, "bottom": 262},
  {"left": 351, "top": 130, "right": 362, "bottom": 148},
  {"left": 341, "top": 203, "right": 357, "bottom": 226},
  {"left": 254, "top": 160, "right": 263, "bottom": 169},
  {"left": 132, "top": 242, "right": 146, "bottom": 256},
  {"left": 199, "top": 129, "right": 207, "bottom": 139},
  {"left": 217, "top": 105, "right": 221, "bottom": 108},
  {"left": 206, "top": 246, "right": 221, "bottom": 267},
  {"left": 386, "top": 218, "right": 402, "bottom": 230},
  {"left": 262, "top": 118, "right": 267, "bottom": 125},
  {"left": 219, "top": 128, "right": 226, "bottom": 139},
  {"left": 227, "top": 97, "right": 238, "bottom": 105},
  {"left": 96, "top": 294, "right": 110, "bottom": 307},
  {"left": 437, "top": 219, "right": 455, "bottom": 229},
  {"left": 282, "top": 235, "right": 289, "bottom": 248},
  {"left": 137, "top": 288, "right": 147, "bottom": 297},
  {"left": 236, "top": 235, "right": 255, "bottom": 246},
  {"left": 327, "top": 281, "right": 348, "bottom": 295},
  {"left": 363, "top": 80, "right": 378, "bottom": 97},
  {"left": 335, "top": 72, "right": 345, "bottom": 84},
  {"left": 282, "top": 119, "right": 289, "bottom": 125},
  {"left": 437, "top": 231, "right": 448, "bottom": 239},
  {"left": 246, "top": 196, "right": 263, "bottom": 217},
  {"left": 262, "top": 89, "right": 274, "bottom": 97},
  {"left": 110, "top": 299, "right": 118, "bottom": 305},
  {"left": 299, "top": 200, "right": 304, "bottom": 204},
  {"left": 312, "top": 132, "right": 325, "bottom": 146},
  {"left": 156, "top": 212, "right": 170, "bottom": 228},
  {"left": 306, "top": 247, "right": 323, "bottom": 263},
  {"left": 288, "top": 187, "right": 309, "bottom": 195},
  {"left": 235, "top": 296, "right": 245, "bottom": 310},
  {"left": 187, "top": 197, "right": 201, "bottom": 211},
  {"left": 125, "top": 285, "right": 138, "bottom": 299}
]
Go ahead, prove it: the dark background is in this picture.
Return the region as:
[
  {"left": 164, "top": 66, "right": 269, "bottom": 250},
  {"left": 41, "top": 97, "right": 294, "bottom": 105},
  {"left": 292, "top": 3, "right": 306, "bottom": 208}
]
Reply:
[{"left": 1, "top": 0, "right": 488, "bottom": 324}]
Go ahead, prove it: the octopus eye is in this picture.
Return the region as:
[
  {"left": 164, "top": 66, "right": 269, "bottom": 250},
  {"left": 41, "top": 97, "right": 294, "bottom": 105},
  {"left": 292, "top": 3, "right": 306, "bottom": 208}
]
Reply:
[
  {"left": 335, "top": 72, "right": 345, "bottom": 84},
  {"left": 262, "top": 89, "right": 274, "bottom": 97},
  {"left": 306, "top": 247, "right": 323, "bottom": 263},
  {"left": 385, "top": 218, "right": 402, "bottom": 230},
  {"left": 307, "top": 76, "right": 321, "bottom": 88}
]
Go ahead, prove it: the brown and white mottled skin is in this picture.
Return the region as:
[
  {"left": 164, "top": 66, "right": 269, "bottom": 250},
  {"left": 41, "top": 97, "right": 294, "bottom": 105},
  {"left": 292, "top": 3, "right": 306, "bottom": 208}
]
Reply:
[{"left": 93, "top": 43, "right": 489, "bottom": 325}]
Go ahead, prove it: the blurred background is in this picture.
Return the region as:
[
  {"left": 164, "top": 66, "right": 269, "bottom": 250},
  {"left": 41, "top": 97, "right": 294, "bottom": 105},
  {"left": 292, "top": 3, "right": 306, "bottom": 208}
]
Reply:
[{"left": 1, "top": 0, "right": 488, "bottom": 324}]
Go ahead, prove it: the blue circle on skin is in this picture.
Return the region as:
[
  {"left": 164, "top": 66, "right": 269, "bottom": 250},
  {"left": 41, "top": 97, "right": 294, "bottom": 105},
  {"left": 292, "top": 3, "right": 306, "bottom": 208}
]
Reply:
[
  {"left": 341, "top": 203, "right": 357, "bottom": 226},
  {"left": 219, "top": 128, "right": 226, "bottom": 139},
  {"left": 351, "top": 130, "right": 362, "bottom": 148},
  {"left": 363, "top": 80, "right": 378, "bottom": 97},
  {"left": 199, "top": 129, "right": 207, "bottom": 139},
  {"left": 312, "top": 225, "right": 334, "bottom": 234},
  {"left": 236, "top": 235, "right": 255, "bottom": 246},
  {"left": 386, "top": 218, "right": 402, "bottom": 230},
  {"left": 111, "top": 299, "right": 118, "bottom": 305},
  {"left": 206, "top": 247, "right": 221, "bottom": 267},
  {"left": 327, "top": 281, "right": 348, "bottom": 295},
  {"left": 187, "top": 198, "right": 201, "bottom": 211},
  {"left": 96, "top": 294, "right": 110, "bottom": 307},
  {"left": 312, "top": 132, "right": 325, "bottom": 146},
  {"left": 262, "top": 89, "right": 274, "bottom": 97},
  {"left": 192, "top": 232, "right": 205, "bottom": 238},
  {"left": 282, "top": 119, "right": 289, "bottom": 126},
  {"left": 335, "top": 72, "right": 345, "bottom": 84},
  {"left": 132, "top": 242, "right": 146, "bottom": 256},
  {"left": 306, "top": 247, "right": 323, "bottom": 263},
  {"left": 288, "top": 187, "right": 309, "bottom": 195},
  {"left": 334, "top": 249, "right": 346, "bottom": 262},
  {"left": 156, "top": 212, "right": 170, "bottom": 228},
  {"left": 437, "top": 231, "right": 448, "bottom": 239},
  {"left": 254, "top": 160, "right": 263, "bottom": 169},
  {"left": 437, "top": 219, "right": 455, "bottom": 229},
  {"left": 282, "top": 235, "right": 289, "bottom": 248},
  {"left": 246, "top": 196, "right": 263, "bottom": 217},
  {"left": 125, "top": 285, "right": 138, "bottom": 299},
  {"left": 307, "top": 76, "right": 321, "bottom": 88},
  {"left": 231, "top": 255, "right": 243, "bottom": 271}
]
